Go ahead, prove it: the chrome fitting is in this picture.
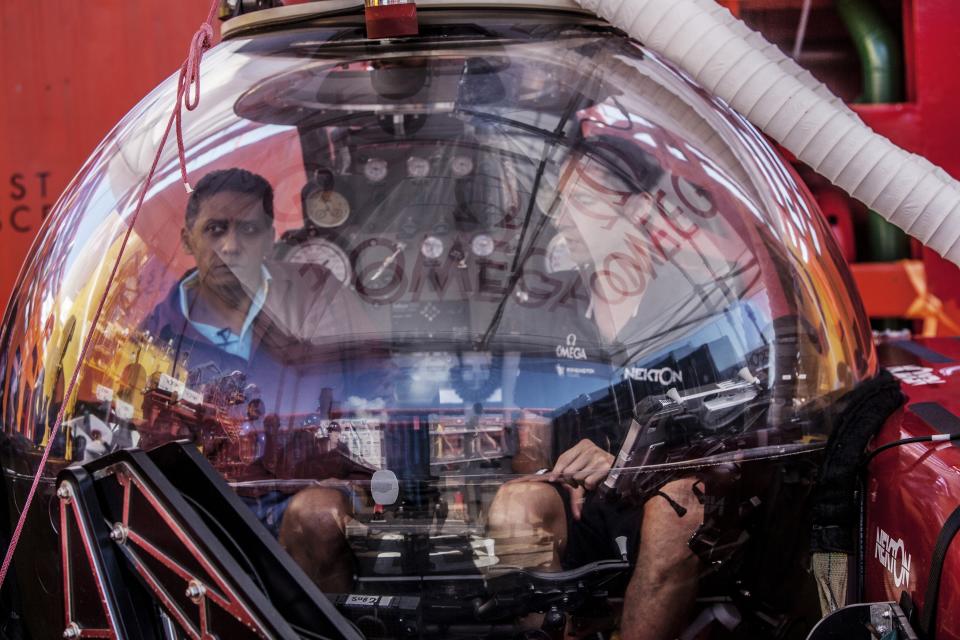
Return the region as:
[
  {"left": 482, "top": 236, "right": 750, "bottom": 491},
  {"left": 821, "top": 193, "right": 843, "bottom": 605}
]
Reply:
[
  {"left": 185, "top": 580, "right": 206, "bottom": 603},
  {"left": 109, "top": 523, "right": 128, "bottom": 545}
]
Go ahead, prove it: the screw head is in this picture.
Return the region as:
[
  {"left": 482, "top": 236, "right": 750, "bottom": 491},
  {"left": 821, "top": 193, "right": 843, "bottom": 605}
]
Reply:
[
  {"left": 56, "top": 485, "right": 72, "bottom": 501},
  {"left": 109, "top": 523, "right": 127, "bottom": 544},
  {"left": 185, "top": 580, "right": 206, "bottom": 602}
]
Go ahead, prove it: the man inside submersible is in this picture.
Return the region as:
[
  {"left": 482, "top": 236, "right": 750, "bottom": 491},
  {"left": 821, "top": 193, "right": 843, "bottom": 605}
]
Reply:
[
  {"left": 141, "top": 167, "right": 372, "bottom": 593},
  {"left": 140, "top": 165, "right": 811, "bottom": 640}
]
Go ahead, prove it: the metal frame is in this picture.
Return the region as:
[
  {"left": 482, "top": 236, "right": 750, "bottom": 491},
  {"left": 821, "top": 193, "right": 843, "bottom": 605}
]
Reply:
[
  {"left": 57, "top": 479, "right": 122, "bottom": 639},
  {"left": 102, "top": 462, "right": 266, "bottom": 640},
  {"left": 54, "top": 444, "right": 362, "bottom": 640}
]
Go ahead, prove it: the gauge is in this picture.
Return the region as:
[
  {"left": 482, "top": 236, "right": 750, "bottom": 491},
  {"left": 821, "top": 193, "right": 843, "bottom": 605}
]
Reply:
[
  {"left": 305, "top": 190, "right": 351, "bottom": 228},
  {"left": 471, "top": 233, "right": 495, "bottom": 257},
  {"left": 451, "top": 155, "right": 474, "bottom": 177},
  {"left": 407, "top": 156, "right": 430, "bottom": 179},
  {"left": 364, "top": 158, "right": 388, "bottom": 183},
  {"left": 421, "top": 236, "right": 444, "bottom": 260},
  {"left": 285, "top": 238, "right": 352, "bottom": 285},
  {"left": 545, "top": 234, "right": 579, "bottom": 273}
]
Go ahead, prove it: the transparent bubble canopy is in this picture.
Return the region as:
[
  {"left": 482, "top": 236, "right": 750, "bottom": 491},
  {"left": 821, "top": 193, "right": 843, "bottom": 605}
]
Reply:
[{"left": 0, "top": 8, "right": 875, "bottom": 637}]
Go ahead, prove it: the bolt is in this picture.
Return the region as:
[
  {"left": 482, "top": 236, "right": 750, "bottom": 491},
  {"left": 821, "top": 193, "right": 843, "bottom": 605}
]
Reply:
[
  {"left": 109, "top": 523, "right": 127, "bottom": 545},
  {"left": 62, "top": 623, "right": 81, "bottom": 639},
  {"left": 56, "top": 485, "right": 72, "bottom": 501},
  {"left": 185, "top": 580, "right": 206, "bottom": 602}
]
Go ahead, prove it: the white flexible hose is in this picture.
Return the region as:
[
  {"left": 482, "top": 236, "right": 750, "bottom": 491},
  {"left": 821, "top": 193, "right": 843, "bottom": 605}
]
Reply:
[{"left": 576, "top": 0, "right": 960, "bottom": 266}]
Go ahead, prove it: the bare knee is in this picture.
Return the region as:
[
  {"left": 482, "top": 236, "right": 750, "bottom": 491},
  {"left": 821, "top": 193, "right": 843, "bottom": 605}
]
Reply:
[
  {"left": 488, "top": 481, "right": 564, "bottom": 529},
  {"left": 280, "top": 487, "right": 352, "bottom": 545}
]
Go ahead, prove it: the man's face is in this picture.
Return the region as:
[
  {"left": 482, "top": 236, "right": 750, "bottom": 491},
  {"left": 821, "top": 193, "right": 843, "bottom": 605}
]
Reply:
[{"left": 181, "top": 190, "right": 275, "bottom": 294}]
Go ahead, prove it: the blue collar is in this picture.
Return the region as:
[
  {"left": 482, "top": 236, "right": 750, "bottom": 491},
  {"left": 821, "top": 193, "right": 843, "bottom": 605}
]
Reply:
[{"left": 178, "top": 265, "right": 272, "bottom": 360}]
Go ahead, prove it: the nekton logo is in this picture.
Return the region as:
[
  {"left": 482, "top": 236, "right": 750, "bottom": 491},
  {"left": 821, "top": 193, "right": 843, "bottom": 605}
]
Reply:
[
  {"left": 623, "top": 366, "right": 683, "bottom": 386},
  {"left": 556, "top": 334, "right": 588, "bottom": 360},
  {"left": 875, "top": 527, "right": 911, "bottom": 588}
]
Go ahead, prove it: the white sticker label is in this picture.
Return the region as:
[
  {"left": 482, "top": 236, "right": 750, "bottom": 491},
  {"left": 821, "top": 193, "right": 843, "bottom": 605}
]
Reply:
[
  {"left": 95, "top": 385, "right": 114, "bottom": 402},
  {"left": 875, "top": 527, "right": 911, "bottom": 588},
  {"left": 345, "top": 595, "right": 380, "bottom": 607},
  {"left": 114, "top": 399, "right": 134, "bottom": 421},
  {"left": 887, "top": 365, "right": 945, "bottom": 386},
  {"left": 157, "top": 373, "right": 186, "bottom": 395},
  {"left": 181, "top": 388, "right": 203, "bottom": 406}
]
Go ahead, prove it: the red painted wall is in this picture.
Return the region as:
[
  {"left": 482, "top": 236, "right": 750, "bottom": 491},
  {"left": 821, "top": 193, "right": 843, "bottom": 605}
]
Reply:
[{"left": 0, "top": 1, "right": 217, "bottom": 310}]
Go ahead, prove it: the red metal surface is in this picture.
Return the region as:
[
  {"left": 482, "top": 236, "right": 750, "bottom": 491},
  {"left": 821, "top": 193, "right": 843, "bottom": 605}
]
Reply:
[
  {"left": 365, "top": 3, "right": 419, "bottom": 39},
  {"left": 0, "top": 1, "right": 217, "bottom": 312},
  {"left": 866, "top": 339, "right": 960, "bottom": 639},
  {"left": 851, "top": 0, "right": 960, "bottom": 329}
]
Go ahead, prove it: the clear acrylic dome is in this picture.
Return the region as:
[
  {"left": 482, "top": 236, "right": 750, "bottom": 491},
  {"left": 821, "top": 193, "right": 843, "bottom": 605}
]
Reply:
[{"left": 0, "top": 7, "right": 876, "bottom": 639}]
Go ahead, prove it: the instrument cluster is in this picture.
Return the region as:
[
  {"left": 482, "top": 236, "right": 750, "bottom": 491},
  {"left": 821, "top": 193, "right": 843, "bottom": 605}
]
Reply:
[{"left": 276, "top": 140, "right": 530, "bottom": 305}]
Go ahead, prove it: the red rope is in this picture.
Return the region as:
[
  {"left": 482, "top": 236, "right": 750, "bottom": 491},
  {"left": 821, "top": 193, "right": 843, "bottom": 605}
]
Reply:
[{"left": 0, "top": 0, "right": 221, "bottom": 589}]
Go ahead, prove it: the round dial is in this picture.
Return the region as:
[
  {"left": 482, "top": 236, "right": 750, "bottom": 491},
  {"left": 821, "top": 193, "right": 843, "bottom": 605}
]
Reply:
[
  {"left": 285, "top": 239, "right": 352, "bottom": 285},
  {"left": 407, "top": 156, "right": 430, "bottom": 179},
  {"left": 364, "top": 158, "right": 388, "bottom": 183},
  {"left": 451, "top": 155, "right": 474, "bottom": 178},
  {"left": 545, "top": 234, "right": 579, "bottom": 273},
  {"left": 421, "top": 236, "right": 444, "bottom": 260},
  {"left": 305, "top": 190, "right": 351, "bottom": 228},
  {"left": 471, "top": 233, "right": 495, "bottom": 257}
]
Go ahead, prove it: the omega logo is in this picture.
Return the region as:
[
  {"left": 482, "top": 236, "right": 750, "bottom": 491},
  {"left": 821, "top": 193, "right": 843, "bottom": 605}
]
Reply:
[{"left": 556, "top": 333, "right": 588, "bottom": 360}]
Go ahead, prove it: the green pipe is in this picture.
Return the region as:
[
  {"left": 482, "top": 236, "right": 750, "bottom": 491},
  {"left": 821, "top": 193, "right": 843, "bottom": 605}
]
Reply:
[
  {"left": 836, "top": 0, "right": 902, "bottom": 104},
  {"left": 835, "top": 0, "right": 909, "bottom": 263}
]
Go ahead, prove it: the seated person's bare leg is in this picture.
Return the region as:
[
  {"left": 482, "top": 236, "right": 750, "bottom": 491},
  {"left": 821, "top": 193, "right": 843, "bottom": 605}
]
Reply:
[
  {"left": 487, "top": 481, "right": 568, "bottom": 570},
  {"left": 279, "top": 487, "right": 354, "bottom": 592},
  {"left": 621, "top": 478, "right": 705, "bottom": 640}
]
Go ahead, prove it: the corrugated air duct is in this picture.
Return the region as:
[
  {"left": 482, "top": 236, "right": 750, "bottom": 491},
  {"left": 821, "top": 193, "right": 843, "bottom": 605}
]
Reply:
[{"left": 575, "top": 0, "right": 960, "bottom": 267}]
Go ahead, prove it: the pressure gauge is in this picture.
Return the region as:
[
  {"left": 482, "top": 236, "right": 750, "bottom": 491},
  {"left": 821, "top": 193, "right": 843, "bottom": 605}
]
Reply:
[
  {"left": 304, "top": 190, "right": 350, "bottom": 228},
  {"left": 451, "top": 155, "right": 474, "bottom": 177},
  {"left": 545, "top": 234, "right": 578, "bottom": 273},
  {"left": 407, "top": 156, "right": 430, "bottom": 179},
  {"left": 285, "top": 239, "right": 352, "bottom": 285},
  {"left": 471, "top": 233, "right": 495, "bottom": 257},
  {"left": 364, "top": 158, "right": 388, "bottom": 183},
  {"left": 421, "top": 236, "right": 444, "bottom": 260}
]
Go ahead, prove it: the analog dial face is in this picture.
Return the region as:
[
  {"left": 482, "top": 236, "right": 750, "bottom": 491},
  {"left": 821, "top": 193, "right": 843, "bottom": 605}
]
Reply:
[
  {"left": 364, "top": 158, "right": 388, "bottom": 183},
  {"left": 421, "top": 236, "right": 444, "bottom": 260},
  {"left": 407, "top": 156, "right": 430, "bottom": 179},
  {"left": 451, "top": 155, "right": 474, "bottom": 178},
  {"left": 305, "top": 190, "right": 351, "bottom": 228},
  {"left": 471, "top": 233, "right": 495, "bottom": 257},
  {"left": 285, "top": 239, "right": 352, "bottom": 284}
]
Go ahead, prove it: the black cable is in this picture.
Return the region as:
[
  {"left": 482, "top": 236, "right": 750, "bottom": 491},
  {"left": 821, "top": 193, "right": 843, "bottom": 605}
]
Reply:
[
  {"left": 861, "top": 433, "right": 960, "bottom": 468},
  {"left": 180, "top": 494, "right": 352, "bottom": 640},
  {"left": 179, "top": 492, "right": 270, "bottom": 596},
  {"left": 289, "top": 621, "right": 334, "bottom": 640}
]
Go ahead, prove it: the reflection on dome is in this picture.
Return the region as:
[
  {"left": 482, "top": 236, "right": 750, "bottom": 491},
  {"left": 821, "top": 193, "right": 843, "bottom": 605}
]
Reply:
[{"left": 0, "top": 9, "right": 876, "bottom": 640}]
